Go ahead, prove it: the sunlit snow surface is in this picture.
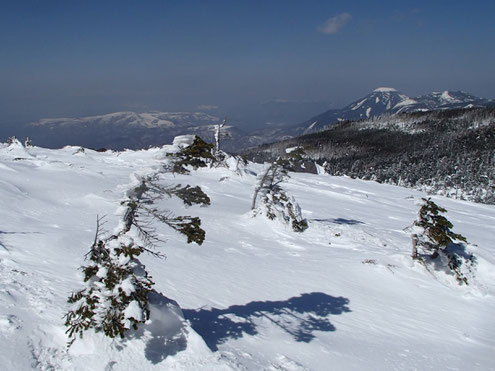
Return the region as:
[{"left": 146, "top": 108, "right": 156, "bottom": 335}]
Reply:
[{"left": 0, "top": 141, "right": 494, "bottom": 370}]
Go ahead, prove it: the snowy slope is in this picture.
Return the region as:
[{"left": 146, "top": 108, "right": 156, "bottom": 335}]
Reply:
[{"left": 0, "top": 140, "right": 494, "bottom": 370}]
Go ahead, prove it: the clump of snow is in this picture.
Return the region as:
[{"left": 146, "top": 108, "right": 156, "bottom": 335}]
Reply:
[
  {"left": 172, "top": 135, "right": 196, "bottom": 148},
  {"left": 285, "top": 146, "right": 301, "bottom": 154}
]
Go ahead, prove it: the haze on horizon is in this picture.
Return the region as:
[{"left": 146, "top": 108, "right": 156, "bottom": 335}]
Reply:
[{"left": 1, "top": 0, "right": 494, "bottom": 127}]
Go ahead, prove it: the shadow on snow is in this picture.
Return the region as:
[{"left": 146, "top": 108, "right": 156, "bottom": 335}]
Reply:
[
  {"left": 183, "top": 292, "right": 351, "bottom": 351},
  {"left": 311, "top": 218, "right": 364, "bottom": 225},
  {"left": 128, "top": 291, "right": 188, "bottom": 364}
]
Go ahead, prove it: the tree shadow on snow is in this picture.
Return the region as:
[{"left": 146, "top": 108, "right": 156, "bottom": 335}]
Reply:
[
  {"left": 0, "top": 231, "right": 40, "bottom": 252},
  {"left": 183, "top": 292, "right": 351, "bottom": 351},
  {"left": 312, "top": 218, "right": 364, "bottom": 225},
  {"left": 0, "top": 230, "right": 41, "bottom": 235}
]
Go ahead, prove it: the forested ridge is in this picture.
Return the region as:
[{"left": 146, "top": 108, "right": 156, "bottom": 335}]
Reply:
[{"left": 243, "top": 108, "right": 495, "bottom": 204}]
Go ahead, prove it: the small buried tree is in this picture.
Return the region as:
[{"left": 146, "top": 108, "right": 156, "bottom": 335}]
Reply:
[
  {"left": 7, "top": 136, "right": 17, "bottom": 145},
  {"left": 214, "top": 118, "right": 231, "bottom": 154},
  {"left": 251, "top": 162, "right": 308, "bottom": 232},
  {"left": 277, "top": 146, "right": 317, "bottom": 174},
  {"left": 412, "top": 198, "right": 476, "bottom": 285}
]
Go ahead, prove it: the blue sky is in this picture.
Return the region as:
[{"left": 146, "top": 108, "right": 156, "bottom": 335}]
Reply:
[{"left": 1, "top": 0, "right": 494, "bottom": 123}]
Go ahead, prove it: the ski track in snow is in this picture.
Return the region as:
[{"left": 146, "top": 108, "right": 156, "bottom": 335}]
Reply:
[{"left": 0, "top": 142, "right": 494, "bottom": 370}]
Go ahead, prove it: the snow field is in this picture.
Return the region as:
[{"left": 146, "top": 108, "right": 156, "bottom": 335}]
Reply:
[{"left": 0, "top": 141, "right": 494, "bottom": 370}]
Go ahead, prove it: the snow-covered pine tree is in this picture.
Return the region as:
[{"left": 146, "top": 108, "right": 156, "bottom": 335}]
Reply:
[
  {"left": 412, "top": 198, "right": 476, "bottom": 285},
  {"left": 136, "top": 178, "right": 208, "bottom": 245},
  {"left": 251, "top": 163, "right": 308, "bottom": 232},
  {"left": 167, "top": 136, "right": 214, "bottom": 174},
  {"left": 166, "top": 134, "right": 245, "bottom": 176},
  {"left": 64, "top": 218, "right": 154, "bottom": 347},
  {"left": 65, "top": 176, "right": 210, "bottom": 346}
]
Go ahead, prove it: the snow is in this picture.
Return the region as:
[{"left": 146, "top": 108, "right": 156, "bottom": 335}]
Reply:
[
  {"left": 172, "top": 135, "right": 196, "bottom": 148},
  {"left": 306, "top": 121, "right": 318, "bottom": 131},
  {"left": 285, "top": 146, "right": 301, "bottom": 154},
  {"left": 351, "top": 99, "right": 367, "bottom": 111},
  {"left": 440, "top": 91, "right": 461, "bottom": 104},
  {"left": 0, "top": 141, "right": 494, "bottom": 370},
  {"left": 394, "top": 98, "right": 419, "bottom": 109},
  {"left": 373, "top": 87, "right": 397, "bottom": 92},
  {"left": 365, "top": 107, "right": 371, "bottom": 118}
]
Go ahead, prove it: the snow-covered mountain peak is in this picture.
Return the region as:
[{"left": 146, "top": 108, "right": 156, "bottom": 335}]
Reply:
[
  {"left": 293, "top": 88, "right": 492, "bottom": 137},
  {"left": 429, "top": 90, "right": 476, "bottom": 105},
  {"left": 347, "top": 88, "right": 411, "bottom": 118},
  {"left": 440, "top": 91, "right": 460, "bottom": 103}
]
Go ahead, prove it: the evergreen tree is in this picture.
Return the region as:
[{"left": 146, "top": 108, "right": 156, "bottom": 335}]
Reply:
[
  {"left": 64, "top": 220, "right": 154, "bottom": 347},
  {"left": 168, "top": 136, "right": 214, "bottom": 174},
  {"left": 65, "top": 175, "right": 209, "bottom": 347},
  {"left": 251, "top": 163, "right": 308, "bottom": 232},
  {"left": 412, "top": 198, "right": 476, "bottom": 285}
]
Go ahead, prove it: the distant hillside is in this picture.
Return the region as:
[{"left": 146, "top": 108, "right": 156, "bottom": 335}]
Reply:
[
  {"left": 3, "top": 111, "right": 247, "bottom": 151},
  {"left": 243, "top": 107, "right": 495, "bottom": 204},
  {"left": 244, "top": 88, "right": 494, "bottom": 147}
]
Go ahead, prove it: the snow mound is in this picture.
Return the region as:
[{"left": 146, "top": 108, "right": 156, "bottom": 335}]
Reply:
[
  {"left": 68, "top": 292, "right": 227, "bottom": 370},
  {"left": 3, "top": 139, "right": 33, "bottom": 159}
]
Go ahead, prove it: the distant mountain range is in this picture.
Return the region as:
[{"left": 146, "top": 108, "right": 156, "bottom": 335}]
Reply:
[
  {"left": 287, "top": 87, "right": 493, "bottom": 136},
  {"left": 6, "top": 111, "right": 246, "bottom": 151},
  {"left": 1, "top": 88, "right": 493, "bottom": 151}
]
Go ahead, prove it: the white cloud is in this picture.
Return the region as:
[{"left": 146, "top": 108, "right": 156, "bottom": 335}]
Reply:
[{"left": 317, "top": 13, "right": 352, "bottom": 35}]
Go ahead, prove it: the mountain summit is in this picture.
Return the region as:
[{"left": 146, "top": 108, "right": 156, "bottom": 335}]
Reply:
[
  {"left": 345, "top": 87, "right": 411, "bottom": 119},
  {"left": 294, "top": 88, "right": 492, "bottom": 135}
]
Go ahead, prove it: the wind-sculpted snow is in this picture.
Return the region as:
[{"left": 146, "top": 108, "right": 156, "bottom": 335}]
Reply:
[{"left": 0, "top": 140, "right": 494, "bottom": 370}]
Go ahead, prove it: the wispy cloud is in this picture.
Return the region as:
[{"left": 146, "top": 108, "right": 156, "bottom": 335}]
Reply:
[
  {"left": 196, "top": 104, "right": 219, "bottom": 111},
  {"left": 317, "top": 13, "right": 352, "bottom": 35}
]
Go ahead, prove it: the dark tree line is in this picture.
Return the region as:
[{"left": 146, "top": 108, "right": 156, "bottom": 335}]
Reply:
[{"left": 243, "top": 108, "right": 495, "bottom": 204}]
